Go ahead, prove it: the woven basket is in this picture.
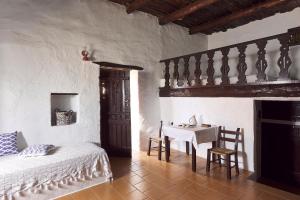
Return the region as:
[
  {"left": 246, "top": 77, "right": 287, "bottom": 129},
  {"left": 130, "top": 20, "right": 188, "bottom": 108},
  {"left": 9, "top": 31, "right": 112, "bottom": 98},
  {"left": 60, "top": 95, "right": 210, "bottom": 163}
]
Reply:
[{"left": 55, "top": 110, "right": 74, "bottom": 125}]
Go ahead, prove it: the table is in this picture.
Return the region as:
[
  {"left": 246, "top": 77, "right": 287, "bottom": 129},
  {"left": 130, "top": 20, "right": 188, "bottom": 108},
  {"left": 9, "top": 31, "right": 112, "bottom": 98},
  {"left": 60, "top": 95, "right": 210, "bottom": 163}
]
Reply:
[{"left": 162, "top": 125, "right": 219, "bottom": 172}]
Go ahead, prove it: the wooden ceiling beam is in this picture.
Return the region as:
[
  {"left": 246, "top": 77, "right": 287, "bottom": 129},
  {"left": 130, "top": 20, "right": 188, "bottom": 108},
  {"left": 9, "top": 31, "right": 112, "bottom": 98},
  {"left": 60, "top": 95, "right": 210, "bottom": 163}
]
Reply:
[
  {"left": 159, "top": 0, "right": 219, "bottom": 25},
  {"left": 189, "top": 0, "right": 288, "bottom": 34},
  {"left": 126, "top": 0, "right": 152, "bottom": 14}
]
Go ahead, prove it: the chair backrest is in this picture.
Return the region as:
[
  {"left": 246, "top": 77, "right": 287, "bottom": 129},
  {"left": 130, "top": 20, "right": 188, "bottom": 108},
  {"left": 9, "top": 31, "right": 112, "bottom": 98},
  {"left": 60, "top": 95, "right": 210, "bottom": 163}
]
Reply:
[
  {"left": 158, "top": 120, "right": 163, "bottom": 138},
  {"left": 217, "top": 126, "right": 241, "bottom": 151}
]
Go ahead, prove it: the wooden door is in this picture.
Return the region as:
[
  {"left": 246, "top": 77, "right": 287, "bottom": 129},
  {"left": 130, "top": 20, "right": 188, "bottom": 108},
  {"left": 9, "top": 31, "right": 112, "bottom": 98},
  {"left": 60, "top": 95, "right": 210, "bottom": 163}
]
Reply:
[{"left": 100, "top": 69, "right": 131, "bottom": 157}]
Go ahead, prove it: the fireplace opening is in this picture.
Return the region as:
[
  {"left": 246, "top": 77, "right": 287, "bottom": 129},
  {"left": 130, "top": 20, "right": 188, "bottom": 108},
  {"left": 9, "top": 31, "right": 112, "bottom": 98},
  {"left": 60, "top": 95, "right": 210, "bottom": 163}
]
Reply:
[{"left": 255, "top": 100, "right": 300, "bottom": 194}]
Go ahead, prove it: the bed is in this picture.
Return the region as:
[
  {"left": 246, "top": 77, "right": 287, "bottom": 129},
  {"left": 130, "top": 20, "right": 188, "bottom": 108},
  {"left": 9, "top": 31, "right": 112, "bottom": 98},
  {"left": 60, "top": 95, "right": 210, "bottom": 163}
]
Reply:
[{"left": 0, "top": 142, "right": 113, "bottom": 200}]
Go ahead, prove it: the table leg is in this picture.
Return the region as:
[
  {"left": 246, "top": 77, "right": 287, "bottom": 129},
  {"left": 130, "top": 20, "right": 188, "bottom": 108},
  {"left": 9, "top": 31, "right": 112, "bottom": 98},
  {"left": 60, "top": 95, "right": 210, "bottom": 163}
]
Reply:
[
  {"left": 185, "top": 141, "right": 190, "bottom": 155},
  {"left": 165, "top": 136, "right": 170, "bottom": 162},
  {"left": 192, "top": 145, "right": 196, "bottom": 172},
  {"left": 212, "top": 141, "right": 216, "bottom": 162}
]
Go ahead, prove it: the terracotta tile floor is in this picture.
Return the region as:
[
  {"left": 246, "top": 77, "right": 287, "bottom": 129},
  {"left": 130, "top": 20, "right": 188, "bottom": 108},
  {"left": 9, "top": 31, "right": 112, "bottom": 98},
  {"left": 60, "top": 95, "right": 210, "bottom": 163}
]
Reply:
[{"left": 57, "top": 150, "right": 300, "bottom": 200}]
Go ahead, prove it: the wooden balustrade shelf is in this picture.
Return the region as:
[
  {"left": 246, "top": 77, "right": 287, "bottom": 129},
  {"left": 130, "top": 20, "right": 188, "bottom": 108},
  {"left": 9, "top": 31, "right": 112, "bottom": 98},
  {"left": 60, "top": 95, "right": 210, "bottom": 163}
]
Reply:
[
  {"left": 159, "top": 27, "right": 300, "bottom": 97},
  {"left": 159, "top": 81, "right": 300, "bottom": 97}
]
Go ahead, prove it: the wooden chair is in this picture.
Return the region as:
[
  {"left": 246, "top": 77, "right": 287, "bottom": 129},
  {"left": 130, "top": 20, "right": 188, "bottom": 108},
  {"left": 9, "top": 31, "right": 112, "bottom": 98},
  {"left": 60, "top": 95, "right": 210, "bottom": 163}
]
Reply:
[
  {"left": 147, "top": 121, "right": 164, "bottom": 160},
  {"left": 206, "top": 126, "right": 241, "bottom": 180}
]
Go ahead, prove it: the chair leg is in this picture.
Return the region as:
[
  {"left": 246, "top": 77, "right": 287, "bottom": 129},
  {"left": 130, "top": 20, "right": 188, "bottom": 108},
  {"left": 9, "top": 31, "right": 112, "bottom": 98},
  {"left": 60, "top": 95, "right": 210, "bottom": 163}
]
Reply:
[
  {"left": 158, "top": 140, "right": 162, "bottom": 160},
  {"left": 218, "top": 155, "right": 222, "bottom": 167},
  {"left": 226, "top": 154, "right": 231, "bottom": 180},
  {"left": 147, "top": 139, "right": 151, "bottom": 156},
  {"left": 206, "top": 149, "right": 211, "bottom": 173},
  {"left": 165, "top": 136, "right": 170, "bottom": 162},
  {"left": 235, "top": 152, "right": 239, "bottom": 176},
  {"left": 212, "top": 141, "right": 217, "bottom": 162}
]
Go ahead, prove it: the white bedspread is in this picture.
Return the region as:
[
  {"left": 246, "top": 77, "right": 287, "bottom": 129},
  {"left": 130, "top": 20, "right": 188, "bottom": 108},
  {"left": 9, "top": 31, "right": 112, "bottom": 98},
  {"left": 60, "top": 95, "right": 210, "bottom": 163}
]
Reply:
[{"left": 0, "top": 143, "right": 113, "bottom": 200}]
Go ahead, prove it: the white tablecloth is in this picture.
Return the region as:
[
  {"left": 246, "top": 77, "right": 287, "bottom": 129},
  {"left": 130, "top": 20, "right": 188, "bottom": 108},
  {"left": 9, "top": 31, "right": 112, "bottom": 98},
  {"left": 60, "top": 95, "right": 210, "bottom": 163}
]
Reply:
[{"left": 162, "top": 125, "right": 218, "bottom": 148}]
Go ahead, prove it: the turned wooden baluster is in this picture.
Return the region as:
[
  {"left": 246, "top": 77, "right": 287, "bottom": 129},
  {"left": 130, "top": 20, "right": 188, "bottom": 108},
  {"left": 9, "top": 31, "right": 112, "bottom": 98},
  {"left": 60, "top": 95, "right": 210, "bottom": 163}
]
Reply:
[
  {"left": 173, "top": 58, "right": 180, "bottom": 87},
  {"left": 164, "top": 60, "right": 171, "bottom": 88},
  {"left": 255, "top": 40, "right": 268, "bottom": 82},
  {"left": 194, "top": 54, "right": 202, "bottom": 86},
  {"left": 278, "top": 34, "right": 292, "bottom": 80},
  {"left": 183, "top": 56, "right": 191, "bottom": 86},
  {"left": 237, "top": 45, "right": 248, "bottom": 84},
  {"left": 288, "top": 27, "right": 300, "bottom": 46},
  {"left": 206, "top": 51, "right": 215, "bottom": 86},
  {"left": 220, "top": 47, "right": 230, "bottom": 85}
]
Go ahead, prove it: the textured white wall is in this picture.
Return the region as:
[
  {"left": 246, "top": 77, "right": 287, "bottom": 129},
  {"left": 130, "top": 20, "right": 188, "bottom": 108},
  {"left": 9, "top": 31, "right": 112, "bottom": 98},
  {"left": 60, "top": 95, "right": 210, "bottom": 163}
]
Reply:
[
  {"left": 160, "top": 8, "right": 300, "bottom": 172},
  {"left": 208, "top": 8, "right": 300, "bottom": 81},
  {"left": 0, "top": 0, "right": 207, "bottom": 150},
  {"left": 208, "top": 7, "right": 300, "bottom": 48}
]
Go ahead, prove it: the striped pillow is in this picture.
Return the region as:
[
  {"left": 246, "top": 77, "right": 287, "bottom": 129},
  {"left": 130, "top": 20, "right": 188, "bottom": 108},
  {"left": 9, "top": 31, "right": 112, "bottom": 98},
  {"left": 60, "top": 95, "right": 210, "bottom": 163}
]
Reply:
[{"left": 0, "top": 132, "right": 18, "bottom": 156}]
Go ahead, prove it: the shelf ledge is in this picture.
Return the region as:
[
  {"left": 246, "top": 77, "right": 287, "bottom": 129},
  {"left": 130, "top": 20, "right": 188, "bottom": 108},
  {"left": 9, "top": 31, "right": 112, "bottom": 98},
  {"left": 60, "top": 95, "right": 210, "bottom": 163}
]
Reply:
[{"left": 159, "top": 82, "right": 300, "bottom": 97}]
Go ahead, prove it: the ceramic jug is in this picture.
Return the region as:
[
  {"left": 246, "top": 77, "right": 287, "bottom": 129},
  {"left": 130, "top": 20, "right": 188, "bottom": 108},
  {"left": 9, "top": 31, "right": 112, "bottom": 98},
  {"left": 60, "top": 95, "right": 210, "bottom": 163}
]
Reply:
[{"left": 189, "top": 115, "right": 197, "bottom": 126}]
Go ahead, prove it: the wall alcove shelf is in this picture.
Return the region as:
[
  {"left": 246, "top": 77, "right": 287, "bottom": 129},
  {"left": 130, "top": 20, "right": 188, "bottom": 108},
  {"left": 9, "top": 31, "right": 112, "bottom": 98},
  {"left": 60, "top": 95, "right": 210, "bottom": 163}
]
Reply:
[
  {"left": 51, "top": 93, "right": 79, "bottom": 126},
  {"left": 159, "top": 27, "right": 300, "bottom": 98}
]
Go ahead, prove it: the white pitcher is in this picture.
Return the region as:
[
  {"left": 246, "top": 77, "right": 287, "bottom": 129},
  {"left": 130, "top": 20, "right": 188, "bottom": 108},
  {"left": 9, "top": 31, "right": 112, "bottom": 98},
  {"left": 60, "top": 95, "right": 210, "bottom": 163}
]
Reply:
[{"left": 189, "top": 115, "right": 197, "bottom": 126}]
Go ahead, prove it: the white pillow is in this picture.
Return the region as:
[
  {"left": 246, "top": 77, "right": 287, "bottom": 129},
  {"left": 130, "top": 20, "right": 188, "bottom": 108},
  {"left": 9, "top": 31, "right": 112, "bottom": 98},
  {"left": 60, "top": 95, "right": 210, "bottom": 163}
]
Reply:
[{"left": 19, "top": 144, "right": 55, "bottom": 157}]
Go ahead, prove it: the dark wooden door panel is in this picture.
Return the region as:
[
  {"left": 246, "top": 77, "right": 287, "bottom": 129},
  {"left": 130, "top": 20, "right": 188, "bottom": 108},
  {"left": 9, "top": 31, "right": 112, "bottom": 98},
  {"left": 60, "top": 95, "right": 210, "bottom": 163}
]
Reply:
[
  {"left": 100, "top": 69, "right": 131, "bottom": 157},
  {"left": 257, "top": 100, "right": 300, "bottom": 194}
]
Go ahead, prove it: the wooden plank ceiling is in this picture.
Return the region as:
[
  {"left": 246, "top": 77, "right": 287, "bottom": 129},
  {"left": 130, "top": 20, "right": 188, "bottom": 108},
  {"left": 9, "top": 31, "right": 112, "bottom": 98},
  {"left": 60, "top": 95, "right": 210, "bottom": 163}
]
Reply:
[{"left": 108, "top": 0, "right": 300, "bottom": 34}]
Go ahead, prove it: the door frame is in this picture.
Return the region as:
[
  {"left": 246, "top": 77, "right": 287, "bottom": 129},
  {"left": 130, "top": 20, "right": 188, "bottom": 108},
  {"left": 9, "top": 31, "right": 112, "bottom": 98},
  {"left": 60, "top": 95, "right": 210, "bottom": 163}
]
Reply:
[{"left": 96, "top": 62, "right": 143, "bottom": 157}]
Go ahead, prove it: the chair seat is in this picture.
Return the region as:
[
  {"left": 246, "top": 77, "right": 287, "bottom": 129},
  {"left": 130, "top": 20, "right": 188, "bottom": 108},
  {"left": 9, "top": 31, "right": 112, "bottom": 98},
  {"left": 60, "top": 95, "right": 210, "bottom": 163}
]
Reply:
[
  {"left": 210, "top": 147, "right": 236, "bottom": 155},
  {"left": 149, "top": 136, "right": 162, "bottom": 142}
]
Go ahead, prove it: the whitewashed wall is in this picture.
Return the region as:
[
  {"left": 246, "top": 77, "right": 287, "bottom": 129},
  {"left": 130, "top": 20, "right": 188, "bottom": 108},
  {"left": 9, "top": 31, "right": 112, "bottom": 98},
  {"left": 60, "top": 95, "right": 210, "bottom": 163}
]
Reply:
[
  {"left": 0, "top": 0, "right": 207, "bottom": 150},
  {"left": 160, "top": 8, "right": 300, "bottom": 172},
  {"left": 209, "top": 7, "right": 300, "bottom": 81}
]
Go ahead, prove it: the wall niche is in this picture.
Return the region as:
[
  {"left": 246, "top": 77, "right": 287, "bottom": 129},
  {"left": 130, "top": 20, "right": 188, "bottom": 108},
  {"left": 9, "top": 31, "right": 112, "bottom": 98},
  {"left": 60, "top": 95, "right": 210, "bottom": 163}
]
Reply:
[{"left": 51, "top": 93, "right": 79, "bottom": 126}]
